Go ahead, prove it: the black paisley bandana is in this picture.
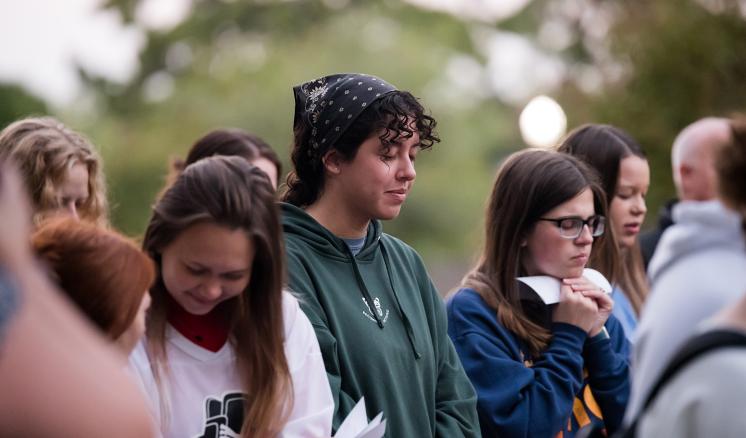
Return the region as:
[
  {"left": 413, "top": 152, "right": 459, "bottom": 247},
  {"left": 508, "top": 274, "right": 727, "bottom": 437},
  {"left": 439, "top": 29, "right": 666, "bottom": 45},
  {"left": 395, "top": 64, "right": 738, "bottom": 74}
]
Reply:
[{"left": 293, "top": 73, "right": 397, "bottom": 161}]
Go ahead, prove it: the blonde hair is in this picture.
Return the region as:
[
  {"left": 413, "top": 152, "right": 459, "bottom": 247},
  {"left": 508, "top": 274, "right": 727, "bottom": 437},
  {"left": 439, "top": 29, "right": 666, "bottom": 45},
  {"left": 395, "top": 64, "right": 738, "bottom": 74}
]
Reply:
[{"left": 0, "top": 117, "right": 108, "bottom": 225}]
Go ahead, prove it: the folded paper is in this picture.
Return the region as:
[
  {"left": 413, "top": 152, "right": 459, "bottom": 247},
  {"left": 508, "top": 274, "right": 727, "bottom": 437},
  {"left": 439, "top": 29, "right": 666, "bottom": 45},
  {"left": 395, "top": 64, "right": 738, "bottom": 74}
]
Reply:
[{"left": 517, "top": 268, "right": 612, "bottom": 305}]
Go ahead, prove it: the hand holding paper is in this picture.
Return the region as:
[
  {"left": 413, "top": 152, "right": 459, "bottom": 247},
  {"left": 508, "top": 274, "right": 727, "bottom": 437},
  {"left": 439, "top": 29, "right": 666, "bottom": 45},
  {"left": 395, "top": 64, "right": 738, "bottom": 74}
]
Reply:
[{"left": 517, "top": 268, "right": 612, "bottom": 305}]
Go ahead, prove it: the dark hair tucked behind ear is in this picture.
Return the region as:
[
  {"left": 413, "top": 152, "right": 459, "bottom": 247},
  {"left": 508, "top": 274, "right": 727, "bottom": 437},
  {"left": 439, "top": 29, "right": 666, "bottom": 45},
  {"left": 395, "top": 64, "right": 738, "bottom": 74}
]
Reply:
[{"left": 282, "top": 91, "right": 439, "bottom": 207}]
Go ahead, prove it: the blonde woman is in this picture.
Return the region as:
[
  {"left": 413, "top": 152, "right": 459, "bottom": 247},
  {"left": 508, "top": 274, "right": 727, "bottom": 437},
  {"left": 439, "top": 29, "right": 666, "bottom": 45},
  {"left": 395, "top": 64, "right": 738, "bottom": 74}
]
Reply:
[{"left": 0, "top": 116, "right": 107, "bottom": 225}]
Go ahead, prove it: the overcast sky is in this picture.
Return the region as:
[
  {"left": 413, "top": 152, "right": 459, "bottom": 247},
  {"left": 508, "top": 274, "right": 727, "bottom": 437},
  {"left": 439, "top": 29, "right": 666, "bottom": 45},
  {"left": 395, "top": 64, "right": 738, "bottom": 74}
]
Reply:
[{"left": 0, "top": 0, "right": 555, "bottom": 108}]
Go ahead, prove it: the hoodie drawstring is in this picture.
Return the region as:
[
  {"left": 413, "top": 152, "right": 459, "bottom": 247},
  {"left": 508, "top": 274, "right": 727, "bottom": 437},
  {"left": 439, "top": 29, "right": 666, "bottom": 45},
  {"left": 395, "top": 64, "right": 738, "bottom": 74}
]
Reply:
[
  {"left": 344, "top": 239, "right": 422, "bottom": 360},
  {"left": 345, "top": 245, "right": 385, "bottom": 329},
  {"left": 380, "top": 241, "right": 422, "bottom": 360}
]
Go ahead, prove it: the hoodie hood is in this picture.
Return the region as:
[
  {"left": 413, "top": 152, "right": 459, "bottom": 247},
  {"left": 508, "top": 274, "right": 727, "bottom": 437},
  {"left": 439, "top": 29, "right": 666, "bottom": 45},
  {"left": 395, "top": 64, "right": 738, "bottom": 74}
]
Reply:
[
  {"left": 281, "top": 202, "right": 421, "bottom": 358},
  {"left": 280, "top": 202, "right": 480, "bottom": 437},
  {"left": 648, "top": 200, "right": 745, "bottom": 282},
  {"left": 281, "top": 202, "right": 382, "bottom": 262}
]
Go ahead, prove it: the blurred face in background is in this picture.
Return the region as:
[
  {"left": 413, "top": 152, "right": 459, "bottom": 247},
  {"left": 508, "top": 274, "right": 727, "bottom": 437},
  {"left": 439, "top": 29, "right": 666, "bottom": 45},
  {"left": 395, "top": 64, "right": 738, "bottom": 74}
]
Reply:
[
  {"left": 610, "top": 155, "right": 649, "bottom": 248},
  {"left": 53, "top": 161, "right": 89, "bottom": 220},
  {"left": 251, "top": 157, "right": 278, "bottom": 189}
]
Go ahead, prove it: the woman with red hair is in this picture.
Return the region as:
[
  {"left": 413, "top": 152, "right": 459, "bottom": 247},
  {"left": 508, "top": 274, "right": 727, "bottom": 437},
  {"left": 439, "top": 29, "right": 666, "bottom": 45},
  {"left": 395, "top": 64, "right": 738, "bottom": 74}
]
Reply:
[{"left": 32, "top": 217, "right": 155, "bottom": 354}]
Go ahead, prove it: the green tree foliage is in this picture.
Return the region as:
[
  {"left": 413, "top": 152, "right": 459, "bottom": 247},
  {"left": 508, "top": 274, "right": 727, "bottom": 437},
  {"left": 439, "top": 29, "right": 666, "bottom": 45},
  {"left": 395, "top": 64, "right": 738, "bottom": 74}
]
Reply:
[
  {"left": 83, "top": 1, "right": 517, "bottom": 284},
  {"left": 0, "top": 84, "right": 47, "bottom": 129},
  {"left": 4, "top": 0, "right": 742, "bottom": 291},
  {"left": 587, "top": 0, "right": 746, "bottom": 215}
]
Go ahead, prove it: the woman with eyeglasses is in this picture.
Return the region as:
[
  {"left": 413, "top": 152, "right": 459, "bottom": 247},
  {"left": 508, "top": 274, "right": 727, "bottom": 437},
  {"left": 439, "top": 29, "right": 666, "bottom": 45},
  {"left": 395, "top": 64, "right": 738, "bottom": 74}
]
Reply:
[
  {"left": 558, "top": 124, "right": 650, "bottom": 343},
  {"left": 447, "top": 149, "right": 630, "bottom": 437}
]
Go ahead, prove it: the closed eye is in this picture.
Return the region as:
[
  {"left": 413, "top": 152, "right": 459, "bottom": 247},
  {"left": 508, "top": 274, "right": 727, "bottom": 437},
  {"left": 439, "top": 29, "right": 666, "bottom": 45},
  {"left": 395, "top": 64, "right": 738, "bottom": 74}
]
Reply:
[
  {"left": 221, "top": 272, "right": 247, "bottom": 281},
  {"left": 185, "top": 265, "right": 207, "bottom": 275}
]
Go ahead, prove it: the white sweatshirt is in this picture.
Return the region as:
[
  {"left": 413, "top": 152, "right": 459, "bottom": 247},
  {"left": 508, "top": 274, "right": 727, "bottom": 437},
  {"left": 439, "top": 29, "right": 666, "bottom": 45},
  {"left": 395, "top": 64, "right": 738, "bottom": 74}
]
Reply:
[
  {"left": 129, "top": 292, "right": 334, "bottom": 438},
  {"left": 627, "top": 200, "right": 746, "bottom": 422}
]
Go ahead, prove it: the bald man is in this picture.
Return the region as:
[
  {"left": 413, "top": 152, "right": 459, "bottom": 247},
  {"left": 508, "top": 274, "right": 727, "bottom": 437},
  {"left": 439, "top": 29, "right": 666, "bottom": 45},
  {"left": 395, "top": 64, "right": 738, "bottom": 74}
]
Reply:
[
  {"left": 639, "top": 117, "right": 731, "bottom": 267},
  {"left": 671, "top": 117, "right": 731, "bottom": 201},
  {"left": 626, "top": 118, "right": 746, "bottom": 426}
]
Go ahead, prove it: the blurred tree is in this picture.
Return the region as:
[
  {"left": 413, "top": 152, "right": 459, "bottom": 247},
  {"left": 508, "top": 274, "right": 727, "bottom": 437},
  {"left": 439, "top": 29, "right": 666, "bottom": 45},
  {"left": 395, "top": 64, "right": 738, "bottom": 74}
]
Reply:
[
  {"left": 78, "top": 0, "right": 515, "bottom": 287},
  {"left": 52, "top": 0, "right": 745, "bottom": 292},
  {"left": 0, "top": 84, "right": 48, "bottom": 129},
  {"left": 589, "top": 0, "right": 746, "bottom": 214},
  {"left": 502, "top": 0, "right": 746, "bottom": 223}
]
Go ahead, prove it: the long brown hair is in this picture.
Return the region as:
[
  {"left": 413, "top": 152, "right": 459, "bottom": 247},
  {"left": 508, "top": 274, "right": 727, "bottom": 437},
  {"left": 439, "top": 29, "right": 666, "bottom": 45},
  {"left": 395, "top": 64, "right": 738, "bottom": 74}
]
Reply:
[
  {"left": 557, "top": 124, "right": 648, "bottom": 314},
  {"left": 31, "top": 216, "right": 154, "bottom": 339},
  {"left": 463, "top": 149, "right": 616, "bottom": 356},
  {"left": 0, "top": 117, "right": 108, "bottom": 226},
  {"left": 143, "top": 156, "right": 292, "bottom": 436}
]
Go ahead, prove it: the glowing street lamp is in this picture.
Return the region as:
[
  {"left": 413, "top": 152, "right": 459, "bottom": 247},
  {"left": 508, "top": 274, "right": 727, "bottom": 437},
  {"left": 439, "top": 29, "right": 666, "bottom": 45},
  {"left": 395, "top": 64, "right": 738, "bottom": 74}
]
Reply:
[{"left": 519, "top": 95, "right": 567, "bottom": 148}]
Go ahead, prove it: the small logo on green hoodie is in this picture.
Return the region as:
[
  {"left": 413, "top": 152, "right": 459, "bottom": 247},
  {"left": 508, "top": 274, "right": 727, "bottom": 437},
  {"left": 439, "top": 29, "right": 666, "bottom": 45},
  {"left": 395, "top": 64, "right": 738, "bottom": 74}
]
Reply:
[{"left": 362, "top": 296, "right": 389, "bottom": 325}]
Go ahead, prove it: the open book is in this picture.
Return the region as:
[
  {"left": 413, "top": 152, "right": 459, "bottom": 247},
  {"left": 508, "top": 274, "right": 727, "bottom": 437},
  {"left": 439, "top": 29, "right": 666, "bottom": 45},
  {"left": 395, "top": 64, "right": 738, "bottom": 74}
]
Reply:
[
  {"left": 517, "top": 268, "right": 612, "bottom": 305},
  {"left": 333, "top": 397, "right": 386, "bottom": 438}
]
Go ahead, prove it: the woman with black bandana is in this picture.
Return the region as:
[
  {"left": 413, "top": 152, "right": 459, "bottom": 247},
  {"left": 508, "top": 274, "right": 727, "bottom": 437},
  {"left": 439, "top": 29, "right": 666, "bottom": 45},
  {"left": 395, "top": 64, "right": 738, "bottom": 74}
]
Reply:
[{"left": 281, "top": 73, "right": 481, "bottom": 437}]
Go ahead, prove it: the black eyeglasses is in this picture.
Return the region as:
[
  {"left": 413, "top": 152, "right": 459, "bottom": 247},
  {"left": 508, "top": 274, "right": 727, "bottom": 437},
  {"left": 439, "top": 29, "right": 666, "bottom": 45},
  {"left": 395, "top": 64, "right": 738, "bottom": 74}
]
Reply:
[{"left": 537, "top": 215, "right": 606, "bottom": 239}]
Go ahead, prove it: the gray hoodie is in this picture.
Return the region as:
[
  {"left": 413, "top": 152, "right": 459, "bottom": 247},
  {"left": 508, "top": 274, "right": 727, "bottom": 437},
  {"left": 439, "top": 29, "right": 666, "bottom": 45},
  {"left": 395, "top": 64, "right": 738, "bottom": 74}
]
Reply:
[{"left": 625, "top": 200, "right": 746, "bottom": 423}]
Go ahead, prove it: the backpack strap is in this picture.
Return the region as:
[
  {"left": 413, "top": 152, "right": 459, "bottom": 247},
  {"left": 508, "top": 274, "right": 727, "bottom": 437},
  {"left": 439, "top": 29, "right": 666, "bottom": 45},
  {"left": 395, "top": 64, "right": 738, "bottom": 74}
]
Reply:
[{"left": 623, "top": 329, "right": 746, "bottom": 437}]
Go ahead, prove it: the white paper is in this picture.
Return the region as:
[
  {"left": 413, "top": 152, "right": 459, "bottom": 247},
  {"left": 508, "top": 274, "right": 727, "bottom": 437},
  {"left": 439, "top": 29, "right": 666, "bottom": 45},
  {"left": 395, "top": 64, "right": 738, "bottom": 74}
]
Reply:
[
  {"left": 333, "top": 397, "right": 386, "bottom": 438},
  {"left": 356, "top": 412, "right": 386, "bottom": 438},
  {"left": 517, "top": 268, "right": 612, "bottom": 304},
  {"left": 356, "top": 419, "right": 386, "bottom": 438}
]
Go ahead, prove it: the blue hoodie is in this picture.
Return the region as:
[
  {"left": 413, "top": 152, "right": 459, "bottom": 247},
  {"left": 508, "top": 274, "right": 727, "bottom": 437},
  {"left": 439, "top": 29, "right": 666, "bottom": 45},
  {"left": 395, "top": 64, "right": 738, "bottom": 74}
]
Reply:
[{"left": 447, "top": 288, "right": 629, "bottom": 437}]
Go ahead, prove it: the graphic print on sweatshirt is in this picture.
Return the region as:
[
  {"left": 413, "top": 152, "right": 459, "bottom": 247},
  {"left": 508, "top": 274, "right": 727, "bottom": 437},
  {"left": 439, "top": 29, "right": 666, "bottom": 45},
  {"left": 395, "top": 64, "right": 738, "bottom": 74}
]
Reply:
[
  {"left": 362, "top": 296, "right": 390, "bottom": 325},
  {"left": 196, "top": 391, "right": 247, "bottom": 438},
  {"left": 524, "top": 355, "right": 604, "bottom": 437}
]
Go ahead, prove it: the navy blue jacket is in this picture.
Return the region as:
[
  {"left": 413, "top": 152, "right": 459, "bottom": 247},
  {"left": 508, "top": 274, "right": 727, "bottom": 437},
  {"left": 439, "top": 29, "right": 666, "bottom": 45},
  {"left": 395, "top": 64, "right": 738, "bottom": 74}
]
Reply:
[{"left": 447, "top": 288, "right": 630, "bottom": 438}]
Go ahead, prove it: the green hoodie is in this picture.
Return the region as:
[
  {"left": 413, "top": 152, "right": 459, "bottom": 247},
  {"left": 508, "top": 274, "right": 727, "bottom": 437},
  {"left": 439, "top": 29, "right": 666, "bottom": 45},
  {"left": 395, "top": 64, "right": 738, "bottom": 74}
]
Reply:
[{"left": 281, "top": 203, "right": 480, "bottom": 437}]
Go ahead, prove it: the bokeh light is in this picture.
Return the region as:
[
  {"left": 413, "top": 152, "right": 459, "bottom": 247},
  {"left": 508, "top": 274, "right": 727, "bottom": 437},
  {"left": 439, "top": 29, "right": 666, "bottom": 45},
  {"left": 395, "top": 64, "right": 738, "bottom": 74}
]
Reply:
[{"left": 519, "top": 95, "right": 567, "bottom": 148}]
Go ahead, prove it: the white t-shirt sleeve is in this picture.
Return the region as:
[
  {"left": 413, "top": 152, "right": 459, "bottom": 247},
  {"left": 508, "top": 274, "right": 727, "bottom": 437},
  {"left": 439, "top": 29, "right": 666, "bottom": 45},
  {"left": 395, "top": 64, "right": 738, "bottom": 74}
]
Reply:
[{"left": 280, "top": 292, "right": 334, "bottom": 438}]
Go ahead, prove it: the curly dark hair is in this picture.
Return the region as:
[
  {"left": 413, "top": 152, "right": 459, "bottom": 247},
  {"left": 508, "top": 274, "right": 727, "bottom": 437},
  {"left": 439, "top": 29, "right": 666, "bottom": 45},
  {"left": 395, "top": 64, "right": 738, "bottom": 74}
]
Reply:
[{"left": 282, "top": 90, "right": 439, "bottom": 207}]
